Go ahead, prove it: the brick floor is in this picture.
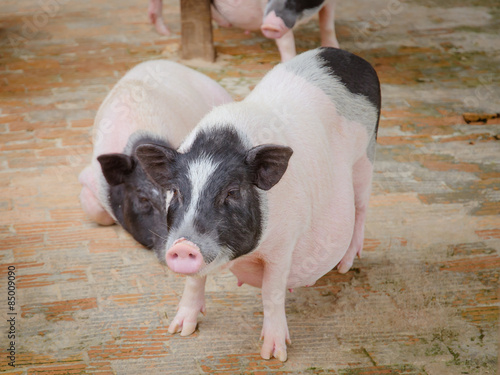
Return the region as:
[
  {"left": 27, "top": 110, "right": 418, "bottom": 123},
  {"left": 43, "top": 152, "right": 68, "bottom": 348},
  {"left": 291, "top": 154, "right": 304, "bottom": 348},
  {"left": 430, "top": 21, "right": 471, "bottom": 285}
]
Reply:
[{"left": 1, "top": 0, "right": 499, "bottom": 374}]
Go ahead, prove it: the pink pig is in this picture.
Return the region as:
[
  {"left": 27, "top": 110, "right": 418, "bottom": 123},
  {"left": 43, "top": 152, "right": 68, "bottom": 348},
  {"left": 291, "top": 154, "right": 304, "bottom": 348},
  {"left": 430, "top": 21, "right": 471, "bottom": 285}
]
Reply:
[
  {"left": 135, "top": 47, "right": 381, "bottom": 361},
  {"left": 78, "top": 60, "right": 232, "bottom": 248}
]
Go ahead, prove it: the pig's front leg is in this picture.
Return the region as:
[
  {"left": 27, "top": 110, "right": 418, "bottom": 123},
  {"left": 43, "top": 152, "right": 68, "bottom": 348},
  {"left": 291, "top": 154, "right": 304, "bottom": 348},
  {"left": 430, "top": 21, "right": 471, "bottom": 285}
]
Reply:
[
  {"left": 275, "top": 30, "right": 297, "bottom": 62},
  {"left": 260, "top": 262, "right": 291, "bottom": 362},
  {"left": 318, "top": 0, "right": 339, "bottom": 48},
  {"left": 168, "top": 275, "right": 206, "bottom": 336}
]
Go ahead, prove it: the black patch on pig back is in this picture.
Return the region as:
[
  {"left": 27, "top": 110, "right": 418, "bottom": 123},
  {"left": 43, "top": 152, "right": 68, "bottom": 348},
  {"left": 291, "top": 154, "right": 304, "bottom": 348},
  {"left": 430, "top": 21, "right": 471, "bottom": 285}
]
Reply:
[{"left": 317, "top": 47, "right": 381, "bottom": 132}]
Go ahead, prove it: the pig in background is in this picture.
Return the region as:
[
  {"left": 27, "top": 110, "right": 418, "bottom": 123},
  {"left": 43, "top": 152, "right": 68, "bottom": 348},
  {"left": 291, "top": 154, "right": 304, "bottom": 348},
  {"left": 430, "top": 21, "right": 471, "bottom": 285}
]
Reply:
[
  {"left": 78, "top": 60, "right": 232, "bottom": 249},
  {"left": 149, "top": 0, "right": 339, "bottom": 62},
  {"left": 136, "top": 47, "right": 381, "bottom": 361}
]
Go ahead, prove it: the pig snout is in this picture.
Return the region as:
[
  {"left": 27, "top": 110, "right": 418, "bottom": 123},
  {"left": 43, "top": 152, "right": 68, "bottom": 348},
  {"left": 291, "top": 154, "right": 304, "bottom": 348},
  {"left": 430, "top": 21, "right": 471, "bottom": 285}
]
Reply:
[
  {"left": 261, "top": 11, "right": 289, "bottom": 39},
  {"left": 165, "top": 239, "right": 205, "bottom": 275}
]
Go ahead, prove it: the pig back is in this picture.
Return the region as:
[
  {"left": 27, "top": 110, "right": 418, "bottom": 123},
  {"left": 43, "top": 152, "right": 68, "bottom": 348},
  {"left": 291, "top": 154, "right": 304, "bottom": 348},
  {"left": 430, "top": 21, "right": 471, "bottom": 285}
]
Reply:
[
  {"left": 88, "top": 60, "right": 232, "bottom": 221},
  {"left": 92, "top": 60, "right": 232, "bottom": 157},
  {"left": 234, "top": 48, "right": 380, "bottom": 287}
]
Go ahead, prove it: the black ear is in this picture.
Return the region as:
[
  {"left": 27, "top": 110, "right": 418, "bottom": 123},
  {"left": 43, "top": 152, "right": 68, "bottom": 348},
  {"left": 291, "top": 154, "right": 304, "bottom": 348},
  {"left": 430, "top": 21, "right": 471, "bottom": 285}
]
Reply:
[
  {"left": 135, "top": 143, "right": 178, "bottom": 187},
  {"left": 97, "top": 153, "right": 136, "bottom": 186},
  {"left": 246, "top": 144, "right": 293, "bottom": 191}
]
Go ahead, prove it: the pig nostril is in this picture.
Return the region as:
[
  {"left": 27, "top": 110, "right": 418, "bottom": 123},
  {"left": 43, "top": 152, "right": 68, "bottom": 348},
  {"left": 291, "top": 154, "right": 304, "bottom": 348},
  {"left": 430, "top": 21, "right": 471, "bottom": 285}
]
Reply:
[
  {"left": 189, "top": 253, "right": 195, "bottom": 259},
  {"left": 172, "top": 253, "right": 178, "bottom": 259}
]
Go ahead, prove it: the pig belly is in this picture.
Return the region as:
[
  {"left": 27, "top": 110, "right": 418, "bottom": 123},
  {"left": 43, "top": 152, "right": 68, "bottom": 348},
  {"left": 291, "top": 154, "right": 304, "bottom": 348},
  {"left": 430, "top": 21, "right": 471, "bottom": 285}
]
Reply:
[
  {"left": 229, "top": 255, "right": 265, "bottom": 288},
  {"left": 214, "top": 0, "right": 266, "bottom": 30},
  {"left": 230, "top": 191, "right": 355, "bottom": 290}
]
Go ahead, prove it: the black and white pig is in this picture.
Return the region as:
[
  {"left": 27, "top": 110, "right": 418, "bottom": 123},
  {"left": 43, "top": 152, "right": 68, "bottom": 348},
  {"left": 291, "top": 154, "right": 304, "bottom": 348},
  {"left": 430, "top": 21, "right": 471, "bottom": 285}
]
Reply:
[
  {"left": 136, "top": 47, "right": 380, "bottom": 361},
  {"left": 149, "top": 0, "right": 339, "bottom": 62},
  {"left": 212, "top": 0, "right": 340, "bottom": 61},
  {"left": 78, "top": 60, "right": 232, "bottom": 249}
]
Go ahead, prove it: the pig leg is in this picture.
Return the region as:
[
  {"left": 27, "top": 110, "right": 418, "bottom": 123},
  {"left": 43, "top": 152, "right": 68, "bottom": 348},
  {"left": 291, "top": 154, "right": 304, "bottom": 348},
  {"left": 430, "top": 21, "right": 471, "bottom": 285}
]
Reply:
[
  {"left": 337, "top": 156, "right": 373, "bottom": 273},
  {"left": 275, "top": 30, "right": 297, "bottom": 62},
  {"left": 260, "top": 261, "right": 292, "bottom": 362},
  {"left": 168, "top": 276, "right": 206, "bottom": 336},
  {"left": 318, "top": 0, "right": 339, "bottom": 48},
  {"left": 148, "top": 0, "right": 170, "bottom": 36}
]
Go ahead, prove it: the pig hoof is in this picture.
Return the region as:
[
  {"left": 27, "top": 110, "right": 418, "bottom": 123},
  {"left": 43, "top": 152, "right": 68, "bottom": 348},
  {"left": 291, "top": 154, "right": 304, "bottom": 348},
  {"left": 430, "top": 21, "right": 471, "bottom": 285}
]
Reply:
[
  {"left": 155, "top": 20, "right": 170, "bottom": 36},
  {"left": 260, "top": 325, "right": 291, "bottom": 362},
  {"left": 337, "top": 260, "right": 353, "bottom": 274},
  {"left": 260, "top": 341, "right": 289, "bottom": 362},
  {"left": 168, "top": 318, "right": 197, "bottom": 336},
  {"left": 167, "top": 305, "right": 204, "bottom": 336}
]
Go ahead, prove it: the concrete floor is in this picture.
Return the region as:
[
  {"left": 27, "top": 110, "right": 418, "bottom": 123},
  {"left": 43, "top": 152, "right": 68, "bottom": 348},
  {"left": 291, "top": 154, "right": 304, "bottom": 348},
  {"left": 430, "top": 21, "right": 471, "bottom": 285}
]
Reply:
[{"left": 0, "top": 0, "right": 499, "bottom": 374}]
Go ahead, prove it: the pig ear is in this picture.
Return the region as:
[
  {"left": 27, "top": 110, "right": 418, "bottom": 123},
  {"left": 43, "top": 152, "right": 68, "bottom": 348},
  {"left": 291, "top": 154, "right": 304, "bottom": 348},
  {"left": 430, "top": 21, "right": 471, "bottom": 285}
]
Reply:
[
  {"left": 135, "top": 143, "right": 177, "bottom": 187},
  {"left": 246, "top": 144, "right": 293, "bottom": 191},
  {"left": 97, "top": 153, "right": 136, "bottom": 186}
]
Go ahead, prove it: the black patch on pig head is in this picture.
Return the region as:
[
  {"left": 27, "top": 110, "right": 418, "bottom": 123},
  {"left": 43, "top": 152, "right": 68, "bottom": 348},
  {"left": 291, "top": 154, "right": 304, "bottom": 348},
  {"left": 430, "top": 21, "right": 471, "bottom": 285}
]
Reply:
[
  {"left": 266, "top": 0, "right": 325, "bottom": 28},
  {"left": 136, "top": 127, "right": 293, "bottom": 264},
  {"left": 97, "top": 151, "right": 167, "bottom": 250}
]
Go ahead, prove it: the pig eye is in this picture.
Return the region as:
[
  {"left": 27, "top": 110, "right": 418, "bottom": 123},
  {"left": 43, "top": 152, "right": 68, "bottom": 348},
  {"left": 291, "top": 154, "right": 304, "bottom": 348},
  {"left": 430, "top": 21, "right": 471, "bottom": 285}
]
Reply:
[
  {"left": 171, "top": 189, "right": 179, "bottom": 198},
  {"left": 137, "top": 196, "right": 152, "bottom": 213},
  {"left": 169, "top": 188, "right": 182, "bottom": 203},
  {"left": 225, "top": 189, "right": 240, "bottom": 201}
]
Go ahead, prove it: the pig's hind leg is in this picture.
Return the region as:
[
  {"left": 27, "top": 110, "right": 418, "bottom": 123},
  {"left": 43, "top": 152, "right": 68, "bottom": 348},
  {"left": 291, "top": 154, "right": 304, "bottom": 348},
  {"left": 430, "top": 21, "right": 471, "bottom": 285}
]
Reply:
[
  {"left": 337, "top": 156, "right": 373, "bottom": 273},
  {"left": 318, "top": 0, "right": 339, "bottom": 48}
]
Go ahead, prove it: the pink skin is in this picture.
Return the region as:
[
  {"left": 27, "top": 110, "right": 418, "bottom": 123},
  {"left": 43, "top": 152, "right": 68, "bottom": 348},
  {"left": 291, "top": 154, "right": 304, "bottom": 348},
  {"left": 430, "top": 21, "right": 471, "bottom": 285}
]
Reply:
[
  {"left": 168, "top": 276, "right": 207, "bottom": 336},
  {"left": 165, "top": 239, "right": 205, "bottom": 275},
  {"left": 231, "top": 71, "right": 363, "bottom": 361},
  {"left": 78, "top": 166, "right": 114, "bottom": 225},
  {"left": 148, "top": 0, "right": 170, "bottom": 35},
  {"left": 261, "top": 10, "right": 297, "bottom": 62},
  {"left": 165, "top": 57, "right": 375, "bottom": 362},
  {"left": 337, "top": 156, "right": 372, "bottom": 273},
  {"left": 319, "top": 0, "right": 340, "bottom": 48},
  {"left": 211, "top": 4, "right": 233, "bottom": 28},
  {"left": 261, "top": 11, "right": 289, "bottom": 39}
]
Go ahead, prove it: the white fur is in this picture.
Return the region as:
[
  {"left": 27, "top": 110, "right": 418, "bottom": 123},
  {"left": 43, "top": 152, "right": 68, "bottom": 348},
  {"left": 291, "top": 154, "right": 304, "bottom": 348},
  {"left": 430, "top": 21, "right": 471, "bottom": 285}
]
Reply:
[
  {"left": 165, "top": 190, "right": 174, "bottom": 211},
  {"left": 186, "top": 157, "right": 221, "bottom": 221}
]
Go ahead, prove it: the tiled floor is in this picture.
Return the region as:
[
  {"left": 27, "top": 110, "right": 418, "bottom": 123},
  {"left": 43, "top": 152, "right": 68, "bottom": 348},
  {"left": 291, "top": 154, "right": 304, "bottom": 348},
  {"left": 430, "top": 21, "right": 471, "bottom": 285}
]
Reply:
[{"left": 0, "top": 0, "right": 499, "bottom": 374}]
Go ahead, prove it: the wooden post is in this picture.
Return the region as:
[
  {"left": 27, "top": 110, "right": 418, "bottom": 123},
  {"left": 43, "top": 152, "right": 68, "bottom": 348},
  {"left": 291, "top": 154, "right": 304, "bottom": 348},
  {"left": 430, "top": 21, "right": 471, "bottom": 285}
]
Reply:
[{"left": 180, "top": 0, "right": 215, "bottom": 61}]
